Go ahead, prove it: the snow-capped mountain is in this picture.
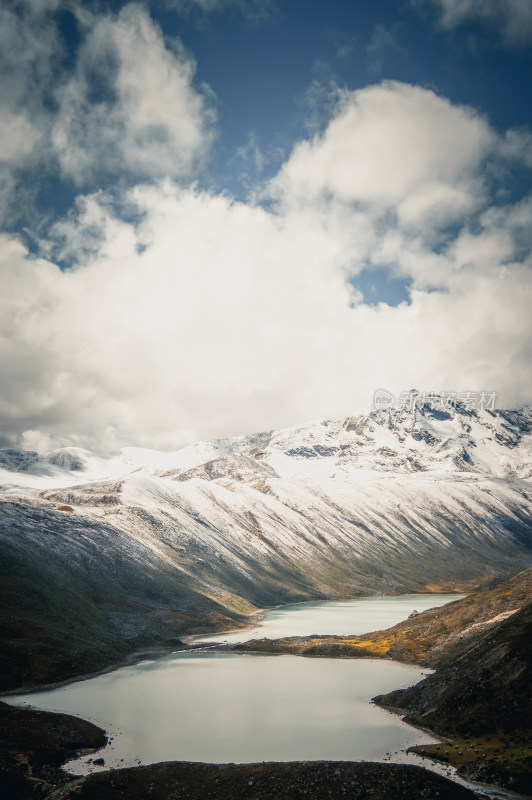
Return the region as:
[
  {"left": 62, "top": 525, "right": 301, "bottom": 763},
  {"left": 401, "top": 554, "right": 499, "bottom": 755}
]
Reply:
[
  {"left": 3, "top": 402, "right": 531, "bottom": 485},
  {"left": 1, "top": 402, "right": 532, "bottom": 689}
]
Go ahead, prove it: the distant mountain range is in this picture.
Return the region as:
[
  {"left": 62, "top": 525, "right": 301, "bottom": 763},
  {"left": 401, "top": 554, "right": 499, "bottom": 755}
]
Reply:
[{"left": 1, "top": 401, "right": 532, "bottom": 689}]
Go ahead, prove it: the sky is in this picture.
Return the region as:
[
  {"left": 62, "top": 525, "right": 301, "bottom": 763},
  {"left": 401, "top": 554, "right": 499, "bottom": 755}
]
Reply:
[{"left": 1, "top": 0, "right": 532, "bottom": 453}]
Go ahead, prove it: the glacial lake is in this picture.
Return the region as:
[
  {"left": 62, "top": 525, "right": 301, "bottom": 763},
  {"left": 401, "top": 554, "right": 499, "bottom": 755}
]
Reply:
[
  {"left": 7, "top": 594, "right": 463, "bottom": 775},
  {"left": 195, "top": 593, "right": 464, "bottom": 644}
]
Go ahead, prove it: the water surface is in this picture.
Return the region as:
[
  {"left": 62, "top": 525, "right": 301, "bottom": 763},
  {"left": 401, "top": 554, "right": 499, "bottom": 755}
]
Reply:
[
  {"left": 195, "top": 593, "right": 465, "bottom": 644},
  {"left": 7, "top": 592, "right": 517, "bottom": 798},
  {"left": 11, "top": 653, "right": 435, "bottom": 772},
  {"left": 6, "top": 594, "right": 466, "bottom": 773}
]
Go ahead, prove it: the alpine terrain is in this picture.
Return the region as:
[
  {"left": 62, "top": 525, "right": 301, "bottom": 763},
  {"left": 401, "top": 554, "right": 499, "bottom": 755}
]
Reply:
[{"left": 1, "top": 399, "right": 532, "bottom": 689}]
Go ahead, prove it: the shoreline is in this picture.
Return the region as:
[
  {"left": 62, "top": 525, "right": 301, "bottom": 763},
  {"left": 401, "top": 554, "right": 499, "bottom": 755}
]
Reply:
[
  {"left": 0, "top": 592, "right": 420, "bottom": 696},
  {"left": 0, "top": 607, "right": 271, "bottom": 698},
  {"left": 0, "top": 589, "right": 470, "bottom": 697},
  {"left": 3, "top": 589, "right": 530, "bottom": 799}
]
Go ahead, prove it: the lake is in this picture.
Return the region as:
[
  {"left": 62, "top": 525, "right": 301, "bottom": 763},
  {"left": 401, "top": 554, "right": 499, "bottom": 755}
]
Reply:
[
  {"left": 194, "top": 593, "right": 464, "bottom": 644},
  {"left": 7, "top": 594, "right": 462, "bottom": 775}
]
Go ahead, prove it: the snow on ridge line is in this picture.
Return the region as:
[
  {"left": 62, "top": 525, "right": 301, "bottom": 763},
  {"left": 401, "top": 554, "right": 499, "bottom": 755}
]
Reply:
[
  {"left": 1, "top": 403, "right": 532, "bottom": 491},
  {"left": 121, "top": 438, "right": 244, "bottom": 472}
]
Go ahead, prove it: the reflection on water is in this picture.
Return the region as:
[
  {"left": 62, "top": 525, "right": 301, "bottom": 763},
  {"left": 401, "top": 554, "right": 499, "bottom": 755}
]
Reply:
[{"left": 10, "top": 653, "right": 435, "bottom": 772}]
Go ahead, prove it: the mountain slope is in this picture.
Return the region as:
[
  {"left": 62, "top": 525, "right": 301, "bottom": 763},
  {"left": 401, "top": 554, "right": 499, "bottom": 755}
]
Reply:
[
  {"left": 230, "top": 567, "right": 532, "bottom": 663},
  {"left": 373, "top": 589, "right": 532, "bottom": 795},
  {"left": 375, "top": 600, "right": 532, "bottom": 736},
  {"left": 0, "top": 501, "right": 256, "bottom": 690},
  {"left": 1, "top": 402, "right": 532, "bottom": 690}
]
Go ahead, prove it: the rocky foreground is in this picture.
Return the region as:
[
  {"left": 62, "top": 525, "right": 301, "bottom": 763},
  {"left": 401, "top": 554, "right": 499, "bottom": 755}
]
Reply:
[
  {"left": 52, "top": 762, "right": 482, "bottom": 800},
  {"left": 0, "top": 701, "right": 106, "bottom": 798}
]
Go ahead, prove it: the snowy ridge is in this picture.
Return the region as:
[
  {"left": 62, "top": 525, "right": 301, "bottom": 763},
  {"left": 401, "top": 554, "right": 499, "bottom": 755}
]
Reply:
[{"left": 1, "top": 403, "right": 532, "bottom": 615}]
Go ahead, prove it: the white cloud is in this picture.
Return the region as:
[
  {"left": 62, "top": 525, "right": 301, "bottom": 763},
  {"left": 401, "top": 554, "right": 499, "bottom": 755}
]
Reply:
[
  {"left": 0, "top": 185, "right": 366, "bottom": 449},
  {"left": 1, "top": 189, "right": 532, "bottom": 450},
  {"left": 52, "top": 3, "right": 216, "bottom": 185},
  {"left": 419, "top": 0, "right": 532, "bottom": 47},
  {"left": 499, "top": 128, "right": 532, "bottom": 166},
  {"left": 1, "top": 74, "right": 532, "bottom": 452},
  {"left": 270, "top": 82, "right": 495, "bottom": 230},
  {"left": 0, "top": 2, "right": 216, "bottom": 220}
]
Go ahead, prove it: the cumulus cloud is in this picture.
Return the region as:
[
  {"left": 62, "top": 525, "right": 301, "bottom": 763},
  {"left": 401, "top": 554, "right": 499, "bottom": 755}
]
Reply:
[
  {"left": 1, "top": 177, "right": 531, "bottom": 452},
  {"left": 2, "top": 75, "right": 532, "bottom": 452},
  {"left": 0, "top": 184, "right": 364, "bottom": 450},
  {"left": 418, "top": 0, "right": 532, "bottom": 47},
  {"left": 0, "top": 2, "right": 216, "bottom": 195},
  {"left": 1, "top": 34, "right": 532, "bottom": 453},
  {"left": 270, "top": 82, "right": 495, "bottom": 231},
  {"left": 52, "top": 3, "right": 215, "bottom": 185}
]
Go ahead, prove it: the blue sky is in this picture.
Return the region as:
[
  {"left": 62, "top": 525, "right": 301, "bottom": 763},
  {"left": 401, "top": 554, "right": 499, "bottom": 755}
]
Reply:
[
  {"left": 42, "top": 1, "right": 532, "bottom": 193},
  {"left": 20, "top": 0, "right": 532, "bottom": 300},
  {"left": 155, "top": 0, "right": 532, "bottom": 171},
  {"left": 1, "top": 0, "right": 532, "bottom": 451}
]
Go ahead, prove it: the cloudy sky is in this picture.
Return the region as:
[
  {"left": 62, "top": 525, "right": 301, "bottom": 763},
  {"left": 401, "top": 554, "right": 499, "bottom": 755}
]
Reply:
[{"left": 1, "top": 0, "right": 532, "bottom": 453}]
